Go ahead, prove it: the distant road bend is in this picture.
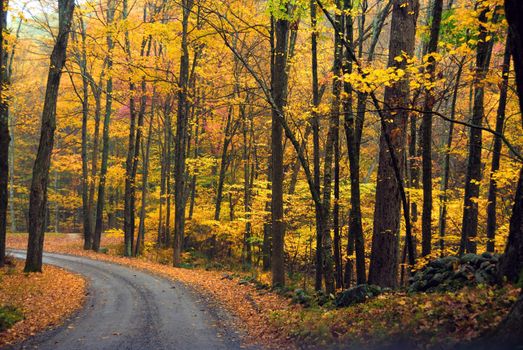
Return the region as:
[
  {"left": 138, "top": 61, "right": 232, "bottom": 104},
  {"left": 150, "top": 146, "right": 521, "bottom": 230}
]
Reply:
[{"left": 7, "top": 251, "right": 244, "bottom": 350}]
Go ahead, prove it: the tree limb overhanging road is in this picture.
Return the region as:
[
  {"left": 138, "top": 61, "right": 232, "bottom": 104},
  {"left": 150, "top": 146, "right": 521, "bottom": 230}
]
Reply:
[{"left": 7, "top": 251, "right": 245, "bottom": 350}]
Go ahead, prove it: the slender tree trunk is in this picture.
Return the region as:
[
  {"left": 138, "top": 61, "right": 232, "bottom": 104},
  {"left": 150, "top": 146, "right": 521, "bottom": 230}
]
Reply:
[
  {"left": 310, "top": 1, "right": 323, "bottom": 292},
  {"left": 214, "top": 107, "right": 233, "bottom": 221},
  {"left": 7, "top": 11, "right": 20, "bottom": 235},
  {"left": 438, "top": 59, "right": 464, "bottom": 254},
  {"left": 25, "top": 0, "right": 75, "bottom": 272},
  {"left": 134, "top": 94, "right": 154, "bottom": 256},
  {"left": 486, "top": 35, "right": 510, "bottom": 253},
  {"left": 242, "top": 102, "right": 253, "bottom": 266},
  {"left": 343, "top": 0, "right": 367, "bottom": 286},
  {"left": 368, "top": 0, "right": 419, "bottom": 288},
  {"left": 78, "top": 17, "right": 92, "bottom": 250},
  {"left": 0, "top": 0, "right": 9, "bottom": 267},
  {"left": 321, "top": 1, "right": 343, "bottom": 294},
  {"left": 421, "top": 0, "right": 443, "bottom": 257},
  {"left": 93, "top": 0, "right": 115, "bottom": 252},
  {"left": 460, "top": 6, "right": 497, "bottom": 255},
  {"left": 173, "top": 0, "right": 194, "bottom": 266},
  {"left": 88, "top": 80, "right": 102, "bottom": 243}
]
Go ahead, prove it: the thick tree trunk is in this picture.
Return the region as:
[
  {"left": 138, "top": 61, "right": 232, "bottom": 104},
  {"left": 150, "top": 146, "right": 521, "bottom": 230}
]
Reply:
[
  {"left": 0, "top": 0, "right": 9, "bottom": 267},
  {"left": 484, "top": 1, "right": 523, "bottom": 344},
  {"left": 460, "top": 6, "right": 497, "bottom": 255},
  {"left": 486, "top": 36, "right": 510, "bottom": 253},
  {"left": 421, "top": 0, "right": 443, "bottom": 257},
  {"left": 368, "top": 0, "right": 419, "bottom": 288},
  {"left": 25, "top": 0, "right": 75, "bottom": 272},
  {"left": 270, "top": 13, "right": 289, "bottom": 288}
]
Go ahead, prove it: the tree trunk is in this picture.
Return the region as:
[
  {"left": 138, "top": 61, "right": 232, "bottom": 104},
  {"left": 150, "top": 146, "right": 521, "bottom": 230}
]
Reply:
[
  {"left": 93, "top": 0, "right": 115, "bottom": 252},
  {"left": 343, "top": 0, "right": 367, "bottom": 286},
  {"left": 173, "top": 0, "right": 194, "bottom": 266},
  {"left": 368, "top": 0, "right": 419, "bottom": 288},
  {"left": 270, "top": 13, "right": 289, "bottom": 288},
  {"left": 460, "top": 6, "right": 497, "bottom": 255},
  {"left": 483, "top": 1, "right": 523, "bottom": 344},
  {"left": 25, "top": 0, "right": 75, "bottom": 272},
  {"left": 0, "top": 0, "right": 9, "bottom": 267},
  {"left": 134, "top": 93, "right": 154, "bottom": 256},
  {"left": 78, "top": 17, "right": 92, "bottom": 250},
  {"left": 486, "top": 35, "right": 510, "bottom": 253},
  {"left": 214, "top": 107, "right": 233, "bottom": 221},
  {"left": 88, "top": 79, "right": 102, "bottom": 245},
  {"left": 321, "top": 2, "right": 343, "bottom": 294},
  {"left": 421, "top": 0, "right": 443, "bottom": 257},
  {"left": 310, "top": 1, "right": 323, "bottom": 292},
  {"left": 438, "top": 59, "right": 464, "bottom": 254}
]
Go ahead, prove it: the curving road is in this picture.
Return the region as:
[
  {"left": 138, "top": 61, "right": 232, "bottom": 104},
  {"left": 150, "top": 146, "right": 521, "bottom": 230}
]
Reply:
[{"left": 7, "top": 251, "right": 245, "bottom": 350}]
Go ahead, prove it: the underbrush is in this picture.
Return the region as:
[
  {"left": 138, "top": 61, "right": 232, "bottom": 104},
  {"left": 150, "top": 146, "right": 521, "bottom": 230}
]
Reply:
[
  {"left": 0, "top": 305, "right": 24, "bottom": 332},
  {"left": 270, "top": 284, "right": 518, "bottom": 349}
]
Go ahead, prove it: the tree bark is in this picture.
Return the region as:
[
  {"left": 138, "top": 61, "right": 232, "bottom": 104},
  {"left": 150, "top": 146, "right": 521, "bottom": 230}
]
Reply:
[
  {"left": 343, "top": 0, "right": 369, "bottom": 287},
  {"left": 93, "top": 0, "right": 115, "bottom": 252},
  {"left": 77, "top": 17, "right": 92, "bottom": 250},
  {"left": 25, "top": 0, "right": 75, "bottom": 272},
  {"left": 420, "top": 0, "right": 443, "bottom": 257},
  {"left": 486, "top": 35, "right": 510, "bottom": 253},
  {"left": 460, "top": 6, "right": 497, "bottom": 255},
  {"left": 0, "top": 0, "right": 9, "bottom": 267},
  {"left": 173, "top": 0, "right": 194, "bottom": 266},
  {"left": 438, "top": 59, "right": 464, "bottom": 254},
  {"left": 368, "top": 0, "right": 419, "bottom": 288},
  {"left": 270, "top": 13, "right": 289, "bottom": 288}
]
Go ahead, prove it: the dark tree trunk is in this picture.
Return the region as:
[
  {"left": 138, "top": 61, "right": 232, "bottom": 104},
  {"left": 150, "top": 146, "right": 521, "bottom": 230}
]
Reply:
[
  {"left": 368, "top": 0, "right": 419, "bottom": 288},
  {"left": 486, "top": 36, "right": 510, "bottom": 253},
  {"left": 0, "top": 0, "right": 9, "bottom": 268},
  {"left": 214, "top": 107, "right": 233, "bottom": 221},
  {"left": 242, "top": 102, "right": 253, "bottom": 266},
  {"left": 93, "top": 0, "right": 115, "bottom": 252},
  {"left": 460, "top": 6, "right": 497, "bottom": 255},
  {"left": 483, "top": 1, "right": 523, "bottom": 344},
  {"left": 88, "top": 78, "right": 102, "bottom": 245},
  {"left": 270, "top": 13, "right": 289, "bottom": 288},
  {"left": 343, "top": 0, "right": 367, "bottom": 286},
  {"left": 134, "top": 93, "right": 154, "bottom": 257},
  {"left": 173, "top": 0, "right": 194, "bottom": 266},
  {"left": 77, "top": 18, "right": 92, "bottom": 250},
  {"left": 310, "top": 0, "right": 323, "bottom": 292},
  {"left": 25, "top": 0, "right": 75, "bottom": 272},
  {"left": 421, "top": 0, "right": 443, "bottom": 257},
  {"left": 321, "top": 1, "right": 343, "bottom": 294},
  {"left": 438, "top": 59, "right": 463, "bottom": 254}
]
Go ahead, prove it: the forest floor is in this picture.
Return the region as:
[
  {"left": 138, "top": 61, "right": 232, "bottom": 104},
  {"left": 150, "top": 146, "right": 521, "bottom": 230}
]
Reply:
[
  {"left": 0, "top": 256, "right": 86, "bottom": 347},
  {"left": 6, "top": 233, "right": 520, "bottom": 349}
]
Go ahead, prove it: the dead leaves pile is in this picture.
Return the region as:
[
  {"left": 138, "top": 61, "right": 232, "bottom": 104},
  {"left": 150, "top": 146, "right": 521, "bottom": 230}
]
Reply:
[{"left": 0, "top": 258, "right": 86, "bottom": 347}]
